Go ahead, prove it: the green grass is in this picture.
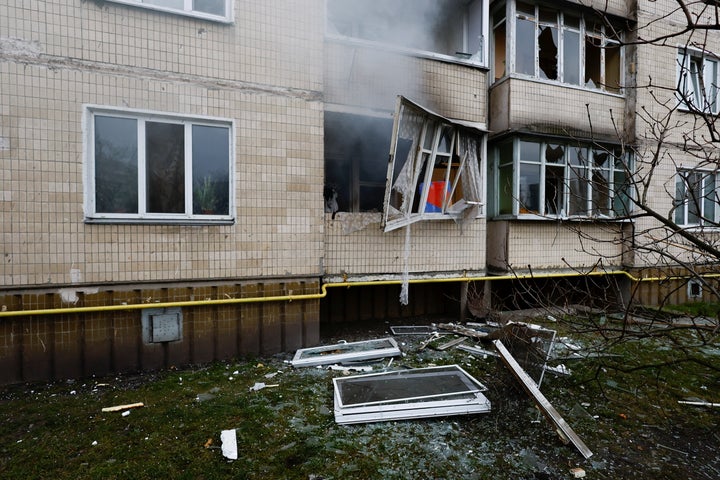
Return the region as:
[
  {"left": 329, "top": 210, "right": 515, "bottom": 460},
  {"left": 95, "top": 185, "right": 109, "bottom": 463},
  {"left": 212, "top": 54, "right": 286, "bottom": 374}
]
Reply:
[{"left": 0, "top": 319, "right": 718, "bottom": 479}]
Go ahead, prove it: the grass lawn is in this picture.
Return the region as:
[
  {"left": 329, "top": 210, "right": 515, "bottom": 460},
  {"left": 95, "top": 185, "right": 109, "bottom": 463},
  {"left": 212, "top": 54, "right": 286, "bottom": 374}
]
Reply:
[{"left": 0, "top": 316, "right": 718, "bottom": 479}]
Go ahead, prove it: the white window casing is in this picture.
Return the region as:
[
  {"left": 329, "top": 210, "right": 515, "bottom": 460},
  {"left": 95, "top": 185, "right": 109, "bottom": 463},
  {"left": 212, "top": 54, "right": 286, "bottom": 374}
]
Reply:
[
  {"left": 677, "top": 48, "right": 719, "bottom": 114},
  {"left": 83, "top": 105, "right": 235, "bottom": 224},
  {"left": 106, "top": 0, "right": 233, "bottom": 23}
]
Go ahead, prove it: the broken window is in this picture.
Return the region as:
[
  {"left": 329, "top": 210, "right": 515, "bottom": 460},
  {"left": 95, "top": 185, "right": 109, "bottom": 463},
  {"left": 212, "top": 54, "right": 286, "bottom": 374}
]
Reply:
[
  {"left": 382, "top": 96, "right": 487, "bottom": 232},
  {"left": 291, "top": 338, "right": 401, "bottom": 367},
  {"left": 494, "top": 1, "right": 623, "bottom": 92},
  {"left": 326, "top": 0, "right": 487, "bottom": 64},
  {"left": 107, "top": 0, "right": 232, "bottom": 22},
  {"left": 332, "top": 365, "right": 491, "bottom": 424},
  {"left": 674, "top": 169, "right": 719, "bottom": 227},
  {"left": 491, "top": 136, "right": 632, "bottom": 219},
  {"left": 324, "top": 112, "right": 393, "bottom": 213},
  {"left": 86, "top": 107, "right": 233, "bottom": 223},
  {"left": 677, "top": 49, "right": 719, "bottom": 114}
]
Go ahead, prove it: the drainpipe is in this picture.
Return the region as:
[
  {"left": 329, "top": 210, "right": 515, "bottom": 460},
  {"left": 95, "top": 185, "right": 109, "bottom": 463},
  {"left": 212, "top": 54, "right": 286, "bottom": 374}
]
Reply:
[{"left": 1, "top": 270, "right": 718, "bottom": 318}]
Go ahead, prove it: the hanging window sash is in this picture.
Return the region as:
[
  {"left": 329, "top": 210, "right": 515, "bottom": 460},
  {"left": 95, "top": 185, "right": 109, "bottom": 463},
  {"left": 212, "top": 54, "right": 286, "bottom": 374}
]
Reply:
[{"left": 382, "top": 96, "right": 487, "bottom": 232}]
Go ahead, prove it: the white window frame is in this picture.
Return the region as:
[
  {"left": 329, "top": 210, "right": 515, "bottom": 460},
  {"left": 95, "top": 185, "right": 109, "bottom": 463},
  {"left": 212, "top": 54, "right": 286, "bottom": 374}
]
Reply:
[
  {"left": 493, "top": 137, "right": 633, "bottom": 220},
  {"left": 332, "top": 365, "right": 491, "bottom": 424},
  {"left": 83, "top": 105, "right": 235, "bottom": 224},
  {"left": 674, "top": 168, "right": 719, "bottom": 227},
  {"left": 677, "top": 48, "right": 719, "bottom": 114},
  {"left": 495, "top": 1, "right": 623, "bottom": 93},
  {"left": 291, "top": 338, "right": 401, "bottom": 367},
  {"left": 325, "top": 0, "right": 489, "bottom": 68},
  {"left": 382, "top": 96, "right": 487, "bottom": 232},
  {"left": 107, "top": 0, "right": 233, "bottom": 23}
]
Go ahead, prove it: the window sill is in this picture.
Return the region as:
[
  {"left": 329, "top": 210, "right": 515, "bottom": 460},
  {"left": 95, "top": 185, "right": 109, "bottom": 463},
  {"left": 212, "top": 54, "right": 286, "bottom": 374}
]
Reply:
[
  {"left": 491, "top": 214, "right": 631, "bottom": 223},
  {"left": 85, "top": 216, "right": 235, "bottom": 226},
  {"left": 491, "top": 74, "right": 625, "bottom": 98},
  {"left": 106, "top": 0, "right": 234, "bottom": 24}
]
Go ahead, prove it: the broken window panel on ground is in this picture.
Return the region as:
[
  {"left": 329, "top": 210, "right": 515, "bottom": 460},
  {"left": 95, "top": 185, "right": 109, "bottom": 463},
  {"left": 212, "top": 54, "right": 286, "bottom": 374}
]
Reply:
[
  {"left": 333, "top": 365, "right": 491, "bottom": 424},
  {"left": 382, "top": 96, "right": 486, "bottom": 232},
  {"left": 490, "top": 136, "right": 633, "bottom": 219},
  {"left": 326, "top": 0, "right": 487, "bottom": 64},
  {"left": 88, "top": 108, "right": 233, "bottom": 223},
  {"left": 494, "top": 1, "right": 623, "bottom": 92},
  {"left": 324, "top": 111, "right": 393, "bottom": 213},
  {"left": 291, "top": 338, "right": 401, "bottom": 367}
]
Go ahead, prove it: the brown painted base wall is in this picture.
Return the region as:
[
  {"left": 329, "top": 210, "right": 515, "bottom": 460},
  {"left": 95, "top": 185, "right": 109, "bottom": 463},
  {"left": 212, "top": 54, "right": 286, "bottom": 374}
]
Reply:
[{"left": 0, "top": 280, "right": 320, "bottom": 385}]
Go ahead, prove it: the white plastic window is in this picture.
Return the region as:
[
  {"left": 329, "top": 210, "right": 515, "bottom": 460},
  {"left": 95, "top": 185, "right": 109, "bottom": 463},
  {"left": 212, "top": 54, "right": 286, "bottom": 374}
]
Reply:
[
  {"left": 674, "top": 169, "right": 719, "bottom": 227},
  {"left": 85, "top": 106, "right": 234, "bottom": 223},
  {"left": 677, "top": 49, "right": 719, "bottom": 114},
  {"left": 107, "top": 0, "right": 232, "bottom": 23}
]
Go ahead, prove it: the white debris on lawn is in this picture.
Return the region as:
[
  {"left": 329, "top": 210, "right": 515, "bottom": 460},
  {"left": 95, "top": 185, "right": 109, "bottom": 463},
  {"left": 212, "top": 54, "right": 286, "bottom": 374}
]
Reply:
[{"left": 220, "top": 429, "right": 238, "bottom": 460}]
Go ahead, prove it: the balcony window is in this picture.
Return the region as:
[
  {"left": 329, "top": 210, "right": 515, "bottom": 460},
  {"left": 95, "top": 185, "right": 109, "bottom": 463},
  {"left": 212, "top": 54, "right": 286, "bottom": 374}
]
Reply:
[
  {"left": 493, "top": 1, "right": 623, "bottom": 93},
  {"left": 491, "top": 137, "right": 632, "bottom": 219}
]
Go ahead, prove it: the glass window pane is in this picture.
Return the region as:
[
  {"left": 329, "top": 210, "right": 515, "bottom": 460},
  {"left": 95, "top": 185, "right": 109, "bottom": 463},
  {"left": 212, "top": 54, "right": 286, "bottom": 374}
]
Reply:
[
  {"left": 585, "top": 36, "right": 602, "bottom": 88},
  {"left": 592, "top": 169, "right": 610, "bottom": 216},
  {"left": 569, "top": 164, "right": 588, "bottom": 215},
  {"left": 144, "top": 0, "right": 184, "bottom": 9},
  {"left": 605, "top": 42, "right": 621, "bottom": 93},
  {"left": 613, "top": 170, "right": 630, "bottom": 216},
  {"left": 675, "top": 174, "right": 686, "bottom": 225},
  {"left": 538, "top": 26, "right": 558, "bottom": 80},
  {"left": 519, "top": 163, "right": 540, "bottom": 213},
  {"left": 94, "top": 116, "right": 138, "bottom": 214},
  {"left": 563, "top": 13, "right": 580, "bottom": 29},
  {"left": 193, "top": 0, "right": 225, "bottom": 15},
  {"left": 146, "top": 122, "right": 185, "bottom": 214},
  {"left": 499, "top": 163, "right": 514, "bottom": 215},
  {"left": 516, "top": 18, "right": 536, "bottom": 75},
  {"left": 437, "top": 126, "right": 454, "bottom": 154},
  {"left": 545, "top": 165, "right": 564, "bottom": 215},
  {"left": 423, "top": 122, "right": 438, "bottom": 150},
  {"left": 704, "top": 174, "right": 716, "bottom": 223},
  {"left": 192, "top": 125, "right": 229, "bottom": 215},
  {"left": 563, "top": 30, "right": 580, "bottom": 85},
  {"left": 519, "top": 140, "right": 541, "bottom": 161},
  {"left": 516, "top": 2, "right": 535, "bottom": 16},
  {"left": 538, "top": 7, "right": 556, "bottom": 25}
]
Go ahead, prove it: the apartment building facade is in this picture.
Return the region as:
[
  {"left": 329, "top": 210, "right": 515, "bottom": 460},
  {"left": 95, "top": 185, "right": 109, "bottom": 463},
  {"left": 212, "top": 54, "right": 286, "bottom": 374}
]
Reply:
[{"left": 1, "top": 0, "right": 717, "bottom": 383}]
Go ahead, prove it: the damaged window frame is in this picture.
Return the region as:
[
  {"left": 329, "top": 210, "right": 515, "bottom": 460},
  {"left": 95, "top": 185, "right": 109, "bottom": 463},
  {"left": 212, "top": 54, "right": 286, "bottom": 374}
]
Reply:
[
  {"left": 84, "top": 105, "right": 235, "bottom": 224},
  {"left": 291, "top": 337, "right": 401, "bottom": 367},
  {"left": 325, "top": 0, "right": 489, "bottom": 67},
  {"left": 677, "top": 48, "right": 720, "bottom": 114},
  {"left": 493, "top": 0, "right": 624, "bottom": 94},
  {"left": 382, "top": 96, "right": 487, "bottom": 232},
  {"left": 332, "top": 364, "right": 491, "bottom": 424},
  {"left": 105, "top": 0, "right": 233, "bottom": 23},
  {"left": 674, "top": 168, "right": 720, "bottom": 227},
  {"left": 490, "top": 136, "right": 633, "bottom": 220}
]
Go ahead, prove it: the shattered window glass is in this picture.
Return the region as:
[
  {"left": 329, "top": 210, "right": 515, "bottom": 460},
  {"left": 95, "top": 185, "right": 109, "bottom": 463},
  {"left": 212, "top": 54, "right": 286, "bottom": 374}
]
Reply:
[
  {"left": 382, "top": 97, "right": 487, "bottom": 232},
  {"left": 490, "top": 137, "right": 632, "bottom": 219}
]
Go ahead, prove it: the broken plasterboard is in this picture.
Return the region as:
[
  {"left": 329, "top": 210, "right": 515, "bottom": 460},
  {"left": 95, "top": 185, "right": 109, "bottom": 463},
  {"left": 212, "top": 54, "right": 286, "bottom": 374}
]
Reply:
[
  {"left": 291, "top": 337, "right": 401, "bottom": 368},
  {"left": 493, "top": 339, "right": 593, "bottom": 459},
  {"left": 333, "top": 364, "right": 491, "bottom": 425}
]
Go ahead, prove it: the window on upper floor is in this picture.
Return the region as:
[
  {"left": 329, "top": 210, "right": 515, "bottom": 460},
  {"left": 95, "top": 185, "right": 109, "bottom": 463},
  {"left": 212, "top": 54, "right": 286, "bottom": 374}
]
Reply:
[
  {"left": 85, "top": 107, "right": 234, "bottom": 223},
  {"left": 677, "top": 49, "right": 719, "bottom": 114},
  {"left": 107, "top": 0, "right": 233, "bottom": 23},
  {"left": 383, "top": 97, "right": 486, "bottom": 232},
  {"left": 326, "top": 0, "right": 487, "bottom": 66},
  {"left": 493, "top": 1, "right": 623, "bottom": 93},
  {"left": 490, "top": 137, "right": 633, "bottom": 219},
  {"left": 674, "top": 169, "right": 719, "bottom": 227},
  {"left": 324, "top": 111, "right": 393, "bottom": 214}
]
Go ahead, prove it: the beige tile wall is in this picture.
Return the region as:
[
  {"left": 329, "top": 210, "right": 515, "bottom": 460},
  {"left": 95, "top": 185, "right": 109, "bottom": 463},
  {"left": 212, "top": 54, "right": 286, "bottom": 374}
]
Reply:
[
  {"left": 323, "top": 213, "right": 486, "bottom": 278},
  {"left": 1, "top": 0, "right": 326, "bottom": 287}
]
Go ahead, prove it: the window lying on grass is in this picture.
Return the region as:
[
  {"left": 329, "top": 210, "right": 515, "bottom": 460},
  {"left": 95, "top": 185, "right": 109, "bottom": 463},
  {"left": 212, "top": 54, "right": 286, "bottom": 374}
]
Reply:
[
  {"left": 333, "top": 364, "right": 491, "bottom": 424},
  {"left": 491, "top": 137, "right": 632, "bottom": 219},
  {"left": 85, "top": 107, "right": 234, "bottom": 223},
  {"left": 674, "top": 169, "right": 719, "bottom": 227},
  {"left": 326, "top": 0, "right": 487, "bottom": 65},
  {"left": 383, "top": 96, "right": 487, "bottom": 232},
  {"left": 291, "top": 338, "right": 401, "bottom": 367}
]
